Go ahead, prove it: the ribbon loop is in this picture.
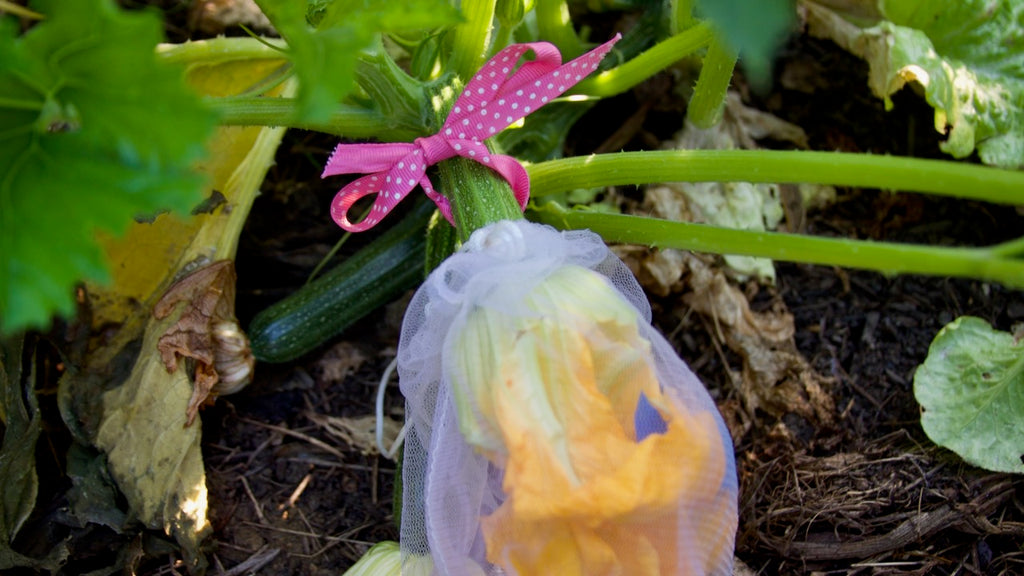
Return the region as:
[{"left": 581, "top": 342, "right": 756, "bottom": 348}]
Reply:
[{"left": 323, "top": 34, "right": 621, "bottom": 232}]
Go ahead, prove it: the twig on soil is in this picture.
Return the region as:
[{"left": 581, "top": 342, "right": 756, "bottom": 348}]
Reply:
[
  {"left": 279, "top": 473, "right": 313, "bottom": 512},
  {"left": 218, "top": 546, "right": 281, "bottom": 576},
  {"left": 778, "top": 505, "right": 955, "bottom": 560},
  {"left": 240, "top": 476, "right": 266, "bottom": 523},
  {"left": 240, "top": 417, "right": 348, "bottom": 461}
]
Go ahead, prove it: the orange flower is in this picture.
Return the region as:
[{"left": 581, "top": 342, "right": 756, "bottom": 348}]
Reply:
[{"left": 449, "top": 264, "right": 736, "bottom": 575}]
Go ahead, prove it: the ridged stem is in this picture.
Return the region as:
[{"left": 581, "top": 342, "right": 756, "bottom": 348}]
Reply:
[
  {"left": 686, "top": 36, "right": 738, "bottom": 128},
  {"left": 573, "top": 22, "right": 714, "bottom": 98},
  {"left": 530, "top": 202, "right": 1024, "bottom": 289},
  {"left": 527, "top": 150, "right": 1024, "bottom": 206}
]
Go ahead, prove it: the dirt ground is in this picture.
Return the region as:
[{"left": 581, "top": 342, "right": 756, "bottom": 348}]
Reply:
[{"left": 17, "top": 1, "right": 1024, "bottom": 575}]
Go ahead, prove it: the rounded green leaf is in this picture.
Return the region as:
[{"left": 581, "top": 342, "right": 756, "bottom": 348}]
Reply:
[{"left": 914, "top": 316, "right": 1024, "bottom": 473}]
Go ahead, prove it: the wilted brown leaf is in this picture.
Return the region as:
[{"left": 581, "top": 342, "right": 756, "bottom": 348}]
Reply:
[
  {"left": 189, "top": 0, "right": 274, "bottom": 35},
  {"left": 155, "top": 260, "right": 253, "bottom": 426},
  {"left": 306, "top": 412, "right": 403, "bottom": 457},
  {"left": 683, "top": 256, "right": 836, "bottom": 427}
]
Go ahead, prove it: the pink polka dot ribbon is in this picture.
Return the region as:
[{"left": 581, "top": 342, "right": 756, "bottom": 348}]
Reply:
[{"left": 322, "top": 34, "right": 621, "bottom": 232}]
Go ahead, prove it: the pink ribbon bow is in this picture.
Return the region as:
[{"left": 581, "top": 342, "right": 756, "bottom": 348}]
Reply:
[{"left": 322, "top": 34, "right": 621, "bottom": 232}]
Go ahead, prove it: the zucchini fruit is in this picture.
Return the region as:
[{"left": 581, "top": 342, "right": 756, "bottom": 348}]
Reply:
[{"left": 248, "top": 201, "right": 432, "bottom": 363}]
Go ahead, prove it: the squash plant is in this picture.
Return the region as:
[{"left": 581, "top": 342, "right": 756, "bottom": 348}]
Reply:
[{"left": 1, "top": 0, "right": 1024, "bottom": 570}]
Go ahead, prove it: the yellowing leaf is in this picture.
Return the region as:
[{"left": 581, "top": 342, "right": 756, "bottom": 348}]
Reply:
[
  {"left": 95, "top": 318, "right": 210, "bottom": 566},
  {"left": 66, "top": 54, "right": 292, "bottom": 570},
  {"left": 89, "top": 56, "right": 288, "bottom": 333}
]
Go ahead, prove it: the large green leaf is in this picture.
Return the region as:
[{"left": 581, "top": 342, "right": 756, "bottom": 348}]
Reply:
[
  {"left": 0, "top": 0, "right": 217, "bottom": 333},
  {"left": 913, "top": 316, "right": 1024, "bottom": 473},
  {"left": 256, "top": 0, "right": 460, "bottom": 123},
  {"left": 806, "top": 0, "right": 1024, "bottom": 168}
]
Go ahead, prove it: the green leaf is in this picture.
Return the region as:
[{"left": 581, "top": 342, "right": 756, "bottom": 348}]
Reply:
[
  {"left": 0, "top": 0, "right": 217, "bottom": 334},
  {"left": 694, "top": 0, "right": 795, "bottom": 89},
  {"left": 913, "top": 316, "right": 1024, "bottom": 474},
  {"left": 806, "top": 0, "right": 1024, "bottom": 168},
  {"left": 257, "top": 0, "right": 460, "bottom": 123}
]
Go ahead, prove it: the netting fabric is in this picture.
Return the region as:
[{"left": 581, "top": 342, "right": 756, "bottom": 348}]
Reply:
[{"left": 397, "top": 220, "right": 738, "bottom": 575}]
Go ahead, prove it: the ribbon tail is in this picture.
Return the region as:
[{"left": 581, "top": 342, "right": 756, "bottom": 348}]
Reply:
[
  {"left": 322, "top": 142, "right": 418, "bottom": 178},
  {"left": 486, "top": 154, "right": 531, "bottom": 211},
  {"left": 419, "top": 176, "right": 454, "bottom": 225},
  {"left": 330, "top": 173, "right": 414, "bottom": 232}
]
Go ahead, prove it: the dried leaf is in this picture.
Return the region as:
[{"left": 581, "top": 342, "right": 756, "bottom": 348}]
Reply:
[
  {"left": 612, "top": 245, "right": 688, "bottom": 298},
  {"left": 0, "top": 336, "right": 67, "bottom": 570},
  {"left": 306, "top": 412, "right": 403, "bottom": 456},
  {"left": 189, "top": 0, "right": 274, "bottom": 35},
  {"left": 154, "top": 260, "right": 253, "bottom": 425},
  {"left": 315, "top": 342, "right": 368, "bottom": 383},
  {"left": 683, "top": 256, "right": 835, "bottom": 426},
  {"left": 0, "top": 336, "right": 37, "bottom": 550},
  {"left": 155, "top": 261, "right": 235, "bottom": 368}
]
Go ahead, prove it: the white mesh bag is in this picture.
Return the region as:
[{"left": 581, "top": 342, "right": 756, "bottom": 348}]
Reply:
[{"left": 397, "top": 219, "right": 738, "bottom": 576}]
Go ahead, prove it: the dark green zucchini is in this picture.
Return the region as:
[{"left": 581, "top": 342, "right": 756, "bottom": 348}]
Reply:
[{"left": 248, "top": 201, "right": 432, "bottom": 363}]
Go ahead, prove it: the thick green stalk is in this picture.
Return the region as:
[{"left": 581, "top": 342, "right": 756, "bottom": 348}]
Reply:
[
  {"left": 157, "top": 37, "right": 287, "bottom": 66},
  {"left": 527, "top": 150, "right": 1024, "bottom": 206},
  {"left": 206, "top": 97, "right": 424, "bottom": 141},
  {"left": 990, "top": 236, "right": 1024, "bottom": 257},
  {"left": 686, "top": 36, "right": 737, "bottom": 128},
  {"left": 448, "top": 0, "right": 497, "bottom": 80},
  {"left": 671, "top": 0, "right": 695, "bottom": 33},
  {"left": 427, "top": 81, "right": 522, "bottom": 241},
  {"left": 439, "top": 158, "right": 523, "bottom": 241},
  {"left": 573, "top": 22, "right": 714, "bottom": 98},
  {"left": 530, "top": 202, "right": 1024, "bottom": 289},
  {"left": 535, "top": 0, "right": 584, "bottom": 59},
  {"left": 355, "top": 46, "right": 425, "bottom": 129}
]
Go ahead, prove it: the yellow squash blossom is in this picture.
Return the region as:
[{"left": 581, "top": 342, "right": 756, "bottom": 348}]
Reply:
[
  {"left": 448, "top": 263, "right": 736, "bottom": 575},
  {"left": 396, "top": 220, "right": 736, "bottom": 575}
]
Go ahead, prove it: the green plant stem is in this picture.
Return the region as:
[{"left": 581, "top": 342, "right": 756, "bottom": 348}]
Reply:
[
  {"left": 536, "top": 0, "right": 584, "bottom": 59},
  {"left": 573, "top": 21, "right": 713, "bottom": 98},
  {"left": 491, "top": 24, "right": 514, "bottom": 59},
  {"left": 530, "top": 202, "right": 1024, "bottom": 288},
  {"left": 527, "top": 150, "right": 1024, "bottom": 206},
  {"left": 208, "top": 78, "right": 299, "bottom": 261},
  {"left": 356, "top": 43, "right": 425, "bottom": 127},
  {"left": 671, "top": 0, "right": 695, "bottom": 33},
  {"left": 426, "top": 81, "right": 522, "bottom": 240},
  {"left": 440, "top": 158, "right": 524, "bottom": 241},
  {"left": 0, "top": 97, "right": 45, "bottom": 111},
  {"left": 447, "top": 0, "right": 497, "bottom": 80},
  {"left": 207, "top": 97, "right": 424, "bottom": 141},
  {"left": 156, "top": 37, "right": 287, "bottom": 66},
  {"left": 990, "top": 236, "right": 1024, "bottom": 257},
  {"left": 0, "top": 0, "right": 43, "bottom": 19},
  {"left": 686, "top": 36, "right": 737, "bottom": 128}
]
